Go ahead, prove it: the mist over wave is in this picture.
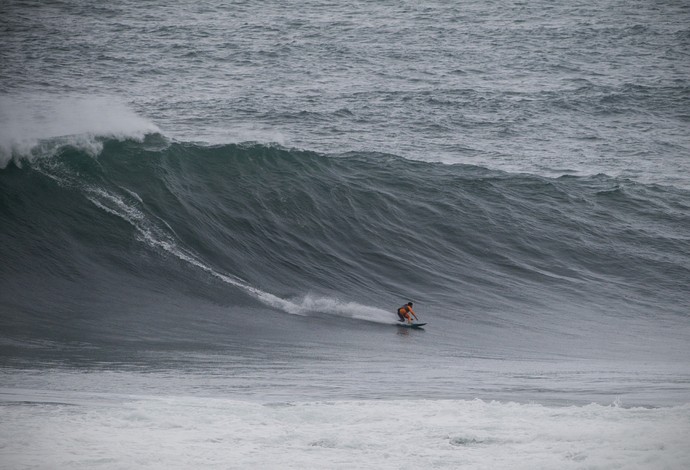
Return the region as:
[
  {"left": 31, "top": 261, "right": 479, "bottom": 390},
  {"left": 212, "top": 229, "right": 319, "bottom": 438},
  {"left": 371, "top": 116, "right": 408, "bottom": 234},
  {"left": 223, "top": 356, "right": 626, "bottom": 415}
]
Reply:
[{"left": 0, "top": 95, "right": 160, "bottom": 169}]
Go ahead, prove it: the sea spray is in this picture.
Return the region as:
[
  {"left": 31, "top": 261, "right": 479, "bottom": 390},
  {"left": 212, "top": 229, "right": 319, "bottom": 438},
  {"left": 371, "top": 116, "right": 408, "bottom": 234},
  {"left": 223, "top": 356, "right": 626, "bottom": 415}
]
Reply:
[{"left": 0, "top": 95, "right": 160, "bottom": 168}]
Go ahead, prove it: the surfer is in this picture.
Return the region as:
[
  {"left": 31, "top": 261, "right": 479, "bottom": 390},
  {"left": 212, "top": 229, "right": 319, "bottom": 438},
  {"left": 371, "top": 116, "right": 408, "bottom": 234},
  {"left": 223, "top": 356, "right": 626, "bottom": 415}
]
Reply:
[{"left": 397, "top": 302, "right": 418, "bottom": 324}]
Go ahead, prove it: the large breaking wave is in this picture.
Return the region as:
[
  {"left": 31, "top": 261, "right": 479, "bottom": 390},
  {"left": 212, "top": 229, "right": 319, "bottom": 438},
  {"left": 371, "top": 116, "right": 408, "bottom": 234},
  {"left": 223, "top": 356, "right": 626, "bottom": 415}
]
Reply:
[{"left": 1, "top": 134, "right": 689, "bottom": 348}]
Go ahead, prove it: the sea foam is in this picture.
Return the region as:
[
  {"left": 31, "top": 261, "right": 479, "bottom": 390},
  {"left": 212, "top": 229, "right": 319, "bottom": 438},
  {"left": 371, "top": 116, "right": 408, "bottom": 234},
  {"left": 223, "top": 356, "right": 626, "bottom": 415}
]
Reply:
[{"left": 1, "top": 388, "right": 688, "bottom": 469}]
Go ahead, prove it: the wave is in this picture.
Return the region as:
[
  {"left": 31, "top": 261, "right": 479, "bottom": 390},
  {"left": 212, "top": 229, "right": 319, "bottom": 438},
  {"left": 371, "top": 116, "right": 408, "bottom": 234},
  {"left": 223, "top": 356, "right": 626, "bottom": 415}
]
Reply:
[{"left": 1, "top": 135, "right": 689, "bottom": 347}]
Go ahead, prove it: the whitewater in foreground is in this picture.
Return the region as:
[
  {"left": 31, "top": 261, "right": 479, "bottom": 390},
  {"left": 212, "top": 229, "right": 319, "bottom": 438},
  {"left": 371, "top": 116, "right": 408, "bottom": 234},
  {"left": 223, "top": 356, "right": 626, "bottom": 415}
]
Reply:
[{"left": 1, "top": 385, "right": 689, "bottom": 470}]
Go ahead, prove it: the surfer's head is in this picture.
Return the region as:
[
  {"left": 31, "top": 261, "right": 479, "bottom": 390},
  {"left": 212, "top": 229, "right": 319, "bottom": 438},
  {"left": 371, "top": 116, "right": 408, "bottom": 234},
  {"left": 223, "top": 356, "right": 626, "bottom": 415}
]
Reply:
[{"left": 407, "top": 302, "right": 413, "bottom": 306}]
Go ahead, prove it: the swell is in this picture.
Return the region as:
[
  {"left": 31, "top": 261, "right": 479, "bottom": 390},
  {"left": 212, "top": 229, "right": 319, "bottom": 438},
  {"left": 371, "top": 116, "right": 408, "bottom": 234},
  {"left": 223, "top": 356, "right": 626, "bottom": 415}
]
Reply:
[{"left": 1, "top": 138, "right": 689, "bottom": 346}]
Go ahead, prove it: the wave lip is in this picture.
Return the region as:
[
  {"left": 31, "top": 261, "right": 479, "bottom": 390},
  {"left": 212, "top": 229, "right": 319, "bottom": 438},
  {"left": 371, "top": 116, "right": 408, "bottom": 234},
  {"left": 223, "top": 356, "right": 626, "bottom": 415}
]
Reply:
[{"left": 0, "top": 94, "right": 160, "bottom": 168}]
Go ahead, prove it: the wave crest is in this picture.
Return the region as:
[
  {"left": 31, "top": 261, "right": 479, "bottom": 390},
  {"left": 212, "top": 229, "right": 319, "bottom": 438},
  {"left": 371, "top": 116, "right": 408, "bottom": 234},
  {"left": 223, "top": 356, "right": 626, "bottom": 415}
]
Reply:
[{"left": 0, "top": 94, "right": 160, "bottom": 168}]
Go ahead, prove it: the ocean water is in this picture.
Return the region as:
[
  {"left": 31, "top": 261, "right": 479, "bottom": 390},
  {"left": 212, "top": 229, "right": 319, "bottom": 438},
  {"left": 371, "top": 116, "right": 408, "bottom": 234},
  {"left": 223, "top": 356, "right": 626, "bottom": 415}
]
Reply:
[{"left": 1, "top": 0, "right": 690, "bottom": 468}]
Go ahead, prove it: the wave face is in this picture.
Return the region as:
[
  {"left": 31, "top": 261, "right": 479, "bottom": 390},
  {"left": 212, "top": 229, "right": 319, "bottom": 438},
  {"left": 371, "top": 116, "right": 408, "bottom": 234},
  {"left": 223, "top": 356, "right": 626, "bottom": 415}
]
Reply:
[{"left": 1, "top": 138, "right": 688, "bottom": 354}]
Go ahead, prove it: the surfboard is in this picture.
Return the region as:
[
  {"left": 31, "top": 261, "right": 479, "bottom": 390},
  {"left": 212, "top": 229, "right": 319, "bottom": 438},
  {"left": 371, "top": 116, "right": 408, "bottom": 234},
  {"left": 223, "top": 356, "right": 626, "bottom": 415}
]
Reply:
[{"left": 397, "top": 322, "right": 426, "bottom": 328}]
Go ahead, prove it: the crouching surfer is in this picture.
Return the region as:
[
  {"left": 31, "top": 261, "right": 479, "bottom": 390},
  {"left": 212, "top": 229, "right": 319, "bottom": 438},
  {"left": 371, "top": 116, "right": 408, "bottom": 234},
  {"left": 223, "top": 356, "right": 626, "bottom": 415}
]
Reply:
[{"left": 396, "top": 302, "right": 418, "bottom": 324}]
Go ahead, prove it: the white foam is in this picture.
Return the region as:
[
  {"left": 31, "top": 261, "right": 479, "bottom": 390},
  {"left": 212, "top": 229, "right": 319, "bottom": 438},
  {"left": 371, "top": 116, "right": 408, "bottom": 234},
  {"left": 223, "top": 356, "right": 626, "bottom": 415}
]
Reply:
[
  {"left": 1, "top": 390, "right": 688, "bottom": 469},
  {"left": 81, "top": 183, "right": 315, "bottom": 316},
  {"left": 0, "top": 94, "right": 160, "bottom": 168}
]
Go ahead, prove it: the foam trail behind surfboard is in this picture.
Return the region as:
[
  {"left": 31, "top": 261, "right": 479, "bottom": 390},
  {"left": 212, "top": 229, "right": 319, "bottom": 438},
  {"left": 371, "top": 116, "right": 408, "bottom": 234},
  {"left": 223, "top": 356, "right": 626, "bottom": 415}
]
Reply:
[
  {"left": 288, "top": 294, "right": 394, "bottom": 324},
  {"left": 82, "top": 181, "right": 392, "bottom": 322}
]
